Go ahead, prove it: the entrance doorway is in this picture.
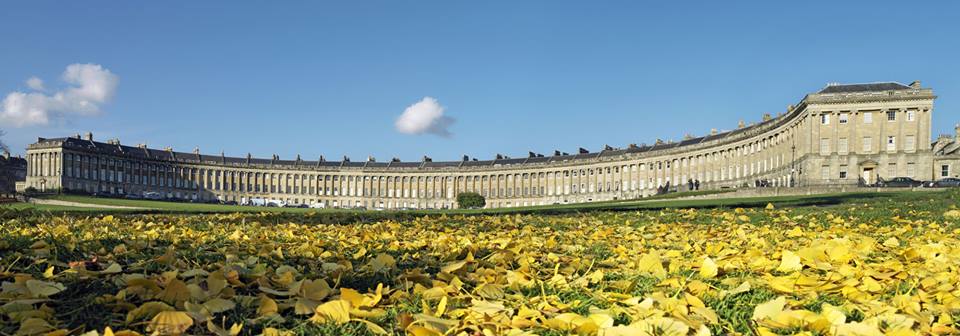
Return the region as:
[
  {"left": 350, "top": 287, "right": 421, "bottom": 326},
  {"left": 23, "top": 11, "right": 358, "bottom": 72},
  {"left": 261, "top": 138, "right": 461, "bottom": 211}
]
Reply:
[{"left": 862, "top": 168, "right": 875, "bottom": 185}]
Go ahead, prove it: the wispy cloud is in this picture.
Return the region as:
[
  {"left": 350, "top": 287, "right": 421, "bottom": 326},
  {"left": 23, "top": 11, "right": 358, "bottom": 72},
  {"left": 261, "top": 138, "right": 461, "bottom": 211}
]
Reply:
[
  {"left": 0, "top": 63, "right": 118, "bottom": 127},
  {"left": 395, "top": 97, "right": 454, "bottom": 137}
]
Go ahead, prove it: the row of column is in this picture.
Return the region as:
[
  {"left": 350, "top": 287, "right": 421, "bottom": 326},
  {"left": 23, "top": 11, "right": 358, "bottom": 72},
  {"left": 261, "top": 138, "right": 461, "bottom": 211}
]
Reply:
[
  {"left": 27, "top": 152, "right": 60, "bottom": 177},
  {"left": 51, "top": 117, "right": 803, "bottom": 202}
]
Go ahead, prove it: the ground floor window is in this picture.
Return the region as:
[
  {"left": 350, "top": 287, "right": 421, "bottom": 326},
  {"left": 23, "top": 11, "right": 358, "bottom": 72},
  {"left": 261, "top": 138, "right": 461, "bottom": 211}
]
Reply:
[{"left": 943, "top": 164, "right": 951, "bottom": 177}]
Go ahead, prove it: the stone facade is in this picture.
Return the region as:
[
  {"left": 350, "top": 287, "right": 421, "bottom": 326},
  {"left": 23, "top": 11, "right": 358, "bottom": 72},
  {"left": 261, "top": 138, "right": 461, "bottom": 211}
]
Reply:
[
  {"left": 20, "top": 81, "right": 952, "bottom": 209},
  {"left": 0, "top": 151, "right": 27, "bottom": 194},
  {"left": 931, "top": 124, "right": 960, "bottom": 180}
]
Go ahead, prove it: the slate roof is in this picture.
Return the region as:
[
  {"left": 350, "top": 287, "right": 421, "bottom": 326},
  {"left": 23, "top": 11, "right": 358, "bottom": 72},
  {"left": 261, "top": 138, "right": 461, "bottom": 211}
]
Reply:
[
  {"left": 0, "top": 155, "right": 26, "bottom": 167},
  {"left": 818, "top": 82, "right": 912, "bottom": 94}
]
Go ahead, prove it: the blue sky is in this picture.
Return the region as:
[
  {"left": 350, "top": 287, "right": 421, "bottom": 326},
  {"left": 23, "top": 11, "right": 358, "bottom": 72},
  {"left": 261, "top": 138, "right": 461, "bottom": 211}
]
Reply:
[{"left": 2, "top": 1, "right": 958, "bottom": 161}]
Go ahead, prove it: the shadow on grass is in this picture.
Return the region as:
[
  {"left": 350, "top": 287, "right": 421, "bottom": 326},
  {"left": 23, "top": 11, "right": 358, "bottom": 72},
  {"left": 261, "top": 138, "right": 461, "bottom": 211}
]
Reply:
[{"left": 473, "top": 192, "right": 897, "bottom": 217}]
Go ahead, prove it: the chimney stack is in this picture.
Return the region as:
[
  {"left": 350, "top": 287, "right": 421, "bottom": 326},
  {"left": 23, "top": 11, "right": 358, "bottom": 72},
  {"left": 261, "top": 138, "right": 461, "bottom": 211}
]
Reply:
[
  {"left": 737, "top": 120, "right": 745, "bottom": 129},
  {"left": 910, "top": 80, "right": 921, "bottom": 89},
  {"left": 955, "top": 123, "right": 959, "bottom": 139},
  {"left": 85, "top": 132, "right": 93, "bottom": 141},
  {"left": 762, "top": 113, "right": 772, "bottom": 121},
  {"left": 710, "top": 128, "right": 718, "bottom": 135}
]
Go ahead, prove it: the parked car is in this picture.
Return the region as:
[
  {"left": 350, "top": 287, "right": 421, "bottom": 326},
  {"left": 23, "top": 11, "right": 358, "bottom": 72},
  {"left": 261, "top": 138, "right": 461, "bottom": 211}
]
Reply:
[
  {"left": 222, "top": 200, "right": 238, "bottom": 206},
  {"left": 143, "top": 192, "right": 164, "bottom": 200},
  {"left": 927, "top": 177, "right": 960, "bottom": 188},
  {"left": 879, "top": 177, "right": 923, "bottom": 188},
  {"left": 124, "top": 194, "right": 142, "bottom": 200}
]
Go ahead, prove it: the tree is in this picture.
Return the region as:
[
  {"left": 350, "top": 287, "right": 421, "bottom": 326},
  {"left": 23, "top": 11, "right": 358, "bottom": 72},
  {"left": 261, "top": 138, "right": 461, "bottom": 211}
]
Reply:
[
  {"left": 0, "top": 129, "right": 7, "bottom": 153},
  {"left": 456, "top": 192, "right": 486, "bottom": 209}
]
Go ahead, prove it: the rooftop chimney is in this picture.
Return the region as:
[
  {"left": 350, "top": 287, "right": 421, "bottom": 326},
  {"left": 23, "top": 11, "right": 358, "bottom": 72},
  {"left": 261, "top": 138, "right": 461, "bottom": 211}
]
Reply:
[
  {"left": 910, "top": 80, "right": 921, "bottom": 89},
  {"left": 762, "top": 113, "right": 772, "bottom": 121},
  {"left": 738, "top": 120, "right": 745, "bottom": 129},
  {"left": 2, "top": 150, "right": 9, "bottom": 159},
  {"left": 710, "top": 128, "right": 718, "bottom": 135},
  {"left": 85, "top": 132, "right": 93, "bottom": 141}
]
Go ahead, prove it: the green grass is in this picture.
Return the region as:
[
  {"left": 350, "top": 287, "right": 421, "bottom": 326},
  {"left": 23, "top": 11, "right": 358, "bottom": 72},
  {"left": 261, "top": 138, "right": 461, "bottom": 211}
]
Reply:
[
  {"left": 1, "top": 188, "right": 957, "bottom": 335},
  {"left": 3, "top": 189, "right": 950, "bottom": 222},
  {"left": 0, "top": 202, "right": 94, "bottom": 211},
  {"left": 455, "top": 189, "right": 942, "bottom": 215},
  {"left": 47, "top": 194, "right": 326, "bottom": 212}
]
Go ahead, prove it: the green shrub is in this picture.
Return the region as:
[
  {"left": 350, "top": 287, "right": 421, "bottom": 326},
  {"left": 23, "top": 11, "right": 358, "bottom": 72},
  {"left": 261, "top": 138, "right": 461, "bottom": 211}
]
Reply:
[{"left": 456, "top": 192, "right": 486, "bottom": 209}]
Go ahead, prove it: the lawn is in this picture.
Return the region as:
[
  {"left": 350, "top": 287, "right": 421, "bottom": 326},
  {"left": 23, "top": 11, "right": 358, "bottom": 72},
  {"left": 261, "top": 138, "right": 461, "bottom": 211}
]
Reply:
[
  {"left": 0, "top": 189, "right": 957, "bottom": 335},
  {"left": 6, "top": 189, "right": 943, "bottom": 218}
]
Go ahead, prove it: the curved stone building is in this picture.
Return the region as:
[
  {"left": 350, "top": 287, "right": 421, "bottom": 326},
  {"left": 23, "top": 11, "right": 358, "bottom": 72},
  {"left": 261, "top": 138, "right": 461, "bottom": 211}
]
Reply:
[{"left": 21, "top": 81, "right": 953, "bottom": 208}]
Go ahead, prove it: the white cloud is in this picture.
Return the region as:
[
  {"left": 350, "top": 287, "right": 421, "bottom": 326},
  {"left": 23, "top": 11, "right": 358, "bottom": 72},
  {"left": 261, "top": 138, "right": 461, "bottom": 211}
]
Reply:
[
  {"left": 26, "top": 77, "right": 44, "bottom": 91},
  {"left": 0, "top": 63, "right": 118, "bottom": 127},
  {"left": 395, "top": 97, "right": 454, "bottom": 137}
]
